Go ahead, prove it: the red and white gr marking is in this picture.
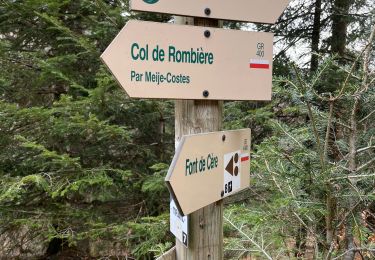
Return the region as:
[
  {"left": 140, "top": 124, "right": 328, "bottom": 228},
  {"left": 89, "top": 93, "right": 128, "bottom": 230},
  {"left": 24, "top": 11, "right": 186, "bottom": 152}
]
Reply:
[
  {"left": 241, "top": 153, "right": 250, "bottom": 162},
  {"left": 249, "top": 59, "right": 270, "bottom": 69}
]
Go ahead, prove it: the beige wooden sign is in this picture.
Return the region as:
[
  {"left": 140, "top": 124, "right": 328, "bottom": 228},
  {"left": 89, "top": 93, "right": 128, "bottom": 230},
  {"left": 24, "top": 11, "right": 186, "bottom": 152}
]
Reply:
[
  {"left": 165, "top": 129, "right": 251, "bottom": 215},
  {"left": 131, "top": 0, "right": 290, "bottom": 24},
  {"left": 101, "top": 20, "right": 273, "bottom": 100}
]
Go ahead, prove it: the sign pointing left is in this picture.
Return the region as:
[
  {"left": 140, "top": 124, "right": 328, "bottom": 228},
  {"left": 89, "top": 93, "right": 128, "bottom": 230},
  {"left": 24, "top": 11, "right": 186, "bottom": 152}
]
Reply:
[
  {"left": 165, "top": 129, "right": 251, "bottom": 215},
  {"left": 101, "top": 20, "right": 273, "bottom": 101},
  {"left": 131, "top": 0, "right": 290, "bottom": 24}
]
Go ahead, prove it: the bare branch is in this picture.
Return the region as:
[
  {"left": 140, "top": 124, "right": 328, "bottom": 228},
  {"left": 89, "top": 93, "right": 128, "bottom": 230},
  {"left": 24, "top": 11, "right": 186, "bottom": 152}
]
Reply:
[
  {"left": 274, "top": 121, "right": 304, "bottom": 149},
  {"left": 332, "top": 23, "right": 375, "bottom": 100},
  {"left": 340, "top": 146, "right": 375, "bottom": 160},
  {"left": 329, "top": 173, "right": 375, "bottom": 182},
  {"left": 357, "top": 157, "right": 375, "bottom": 172},
  {"left": 306, "top": 102, "right": 325, "bottom": 169},
  {"left": 324, "top": 101, "right": 334, "bottom": 158},
  {"left": 264, "top": 160, "right": 283, "bottom": 193},
  {"left": 335, "top": 201, "right": 361, "bottom": 231},
  {"left": 334, "top": 56, "right": 363, "bottom": 100},
  {"left": 356, "top": 146, "right": 375, "bottom": 154},
  {"left": 361, "top": 23, "right": 375, "bottom": 92},
  {"left": 332, "top": 247, "right": 375, "bottom": 260},
  {"left": 359, "top": 110, "right": 375, "bottom": 123}
]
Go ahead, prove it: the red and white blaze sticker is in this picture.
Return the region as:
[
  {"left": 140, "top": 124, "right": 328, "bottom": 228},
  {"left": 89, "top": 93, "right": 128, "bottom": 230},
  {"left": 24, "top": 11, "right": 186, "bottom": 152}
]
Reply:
[
  {"left": 241, "top": 153, "right": 250, "bottom": 162},
  {"left": 249, "top": 59, "right": 270, "bottom": 69}
]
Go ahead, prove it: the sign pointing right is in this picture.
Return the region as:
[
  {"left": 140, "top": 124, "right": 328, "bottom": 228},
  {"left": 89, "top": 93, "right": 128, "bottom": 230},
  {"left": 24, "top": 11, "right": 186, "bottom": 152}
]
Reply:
[{"left": 131, "top": 0, "right": 291, "bottom": 24}]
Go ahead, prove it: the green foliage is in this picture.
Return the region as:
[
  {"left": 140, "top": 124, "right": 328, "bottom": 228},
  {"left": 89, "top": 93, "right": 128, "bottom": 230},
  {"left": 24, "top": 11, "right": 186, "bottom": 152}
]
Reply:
[
  {"left": 1, "top": 0, "right": 374, "bottom": 259},
  {"left": 141, "top": 163, "right": 170, "bottom": 215},
  {"left": 0, "top": 0, "right": 174, "bottom": 258},
  {"left": 223, "top": 55, "right": 375, "bottom": 258},
  {"left": 142, "top": 164, "right": 169, "bottom": 194},
  {"left": 127, "top": 214, "right": 173, "bottom": 259}
]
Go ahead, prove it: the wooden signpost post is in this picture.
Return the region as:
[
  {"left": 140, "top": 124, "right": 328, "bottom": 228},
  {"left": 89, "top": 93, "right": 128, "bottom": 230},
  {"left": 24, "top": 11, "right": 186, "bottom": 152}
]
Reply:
[{"left": 102, "top": 1, "right": 290, "bottom": 259}]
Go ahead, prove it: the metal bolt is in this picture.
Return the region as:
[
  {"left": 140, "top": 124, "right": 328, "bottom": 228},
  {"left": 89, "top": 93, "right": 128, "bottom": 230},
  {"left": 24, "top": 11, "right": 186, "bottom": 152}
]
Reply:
[
  {"left": 221, "top": 191, "right": 224, "bottom": 197},
  {"left": 222, "top": 135, "right": 226, "bottom": 142},
  {"left": 204, "top": 30, "right": 211, "bottom": 38},
  {"left": 204, "top": 8, "right": 211, "bottom": 16},
  {"left": 203, "top": 90, "right": 209, "bottom": 97}
]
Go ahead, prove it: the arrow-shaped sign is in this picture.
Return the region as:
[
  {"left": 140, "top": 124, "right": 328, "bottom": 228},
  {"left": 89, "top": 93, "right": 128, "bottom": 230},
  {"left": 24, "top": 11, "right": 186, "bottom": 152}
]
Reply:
[
  {"left": 101, "top": 20, "right": 273, "bottom": 101},
  {"left": 165, "top": 129, "right": 251, "bottom": 215},
  {"left": 131, "top": 0, "right": 290, "bottom": 24}
]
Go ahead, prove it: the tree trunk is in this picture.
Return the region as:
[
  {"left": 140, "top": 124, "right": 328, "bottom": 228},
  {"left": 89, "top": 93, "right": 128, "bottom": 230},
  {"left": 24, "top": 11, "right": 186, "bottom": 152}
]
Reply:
[
  {"left": 344, "top": 97, "right": 359, "bottom": 260},
  {"left": 324, "top": 102, "right": 336, "bottom": 255},
  {"left": 311, "top": 0, "right": 322, "bottom": 73},
  {"left": 331, "top": 0, "right": 353, "bottom": 57},
  {"left": 326, "top": 188, "right": 336, "bottom": 250},
  {"left": 304, "top": 226, "right": 317, "bottom": 259},
  {"left": 330, "top": 2, "right": 354, "bottom": 256}
]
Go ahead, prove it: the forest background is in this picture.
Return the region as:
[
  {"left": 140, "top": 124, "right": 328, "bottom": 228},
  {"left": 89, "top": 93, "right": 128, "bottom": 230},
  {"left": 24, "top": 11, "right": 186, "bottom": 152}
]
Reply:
[{"left": 0, "top": 0, "right": 374, "bottom": 259}]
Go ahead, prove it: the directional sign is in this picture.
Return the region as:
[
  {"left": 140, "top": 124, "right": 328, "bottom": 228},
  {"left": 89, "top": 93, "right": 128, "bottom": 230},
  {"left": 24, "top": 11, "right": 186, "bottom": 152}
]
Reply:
[
  {"left": 101, "top": 20, "right": 273, "bottom": 101},
  {"left": 131, "top": 0, "right": 290, "bottom": 24},
  {"left": 165, "top": 129, "right": 251, "bottom": 215},
  {"left": 170, "top": 198, "right": 188, "bottom": 247}
]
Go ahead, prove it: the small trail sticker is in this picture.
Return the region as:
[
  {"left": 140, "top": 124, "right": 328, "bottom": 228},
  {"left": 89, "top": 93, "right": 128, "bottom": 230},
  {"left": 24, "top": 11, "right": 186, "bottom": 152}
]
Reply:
[
  {"left": 170, "top": 198, "right": 188, "bottom": 247},
  {"left": 249, "top": 59, "right": 270, "bottom": 69},
  {"left": 223, "top": 151, "right": 241, "bottom": 196}
]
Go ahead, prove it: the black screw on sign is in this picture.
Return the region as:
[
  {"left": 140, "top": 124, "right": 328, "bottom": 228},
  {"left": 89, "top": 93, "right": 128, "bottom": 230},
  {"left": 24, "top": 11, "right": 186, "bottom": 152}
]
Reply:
[
  {"left": 203, "top": 90, "right": 209, "bottom": 98},
  {"left": 204, "top": 8, "right": 211, "bottom": 16}
]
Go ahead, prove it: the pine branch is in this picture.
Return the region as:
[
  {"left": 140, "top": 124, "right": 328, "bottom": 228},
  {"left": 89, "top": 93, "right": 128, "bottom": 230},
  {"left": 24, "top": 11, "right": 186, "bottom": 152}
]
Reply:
[{"left": 224, "top": 215, "right": 273, "bottom": 260}]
